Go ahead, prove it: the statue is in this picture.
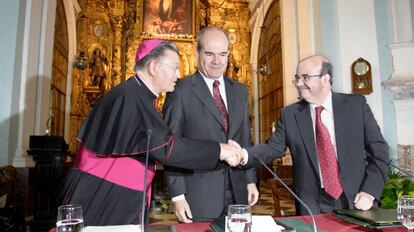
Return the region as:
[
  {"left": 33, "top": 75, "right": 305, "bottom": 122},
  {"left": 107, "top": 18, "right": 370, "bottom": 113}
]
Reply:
[{"left": 89, "top": 48, "right": 108, "bottom": 90}]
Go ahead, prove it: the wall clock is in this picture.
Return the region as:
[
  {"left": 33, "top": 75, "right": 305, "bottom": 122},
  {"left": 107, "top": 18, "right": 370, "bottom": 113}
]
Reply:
[{"left": 351, "top": 57, "right": 372, "bottom": 95}]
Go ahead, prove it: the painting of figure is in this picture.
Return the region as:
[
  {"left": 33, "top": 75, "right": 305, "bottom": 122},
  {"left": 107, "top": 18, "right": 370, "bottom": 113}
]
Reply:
[{"left": 143, "top": 0, "right": 193, "bottom": 36}]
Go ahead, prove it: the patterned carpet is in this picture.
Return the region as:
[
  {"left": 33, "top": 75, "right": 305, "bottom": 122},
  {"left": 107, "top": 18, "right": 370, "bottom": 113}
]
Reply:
[{"left": 148, "top": 179, "right": 295, "bottom": 225}]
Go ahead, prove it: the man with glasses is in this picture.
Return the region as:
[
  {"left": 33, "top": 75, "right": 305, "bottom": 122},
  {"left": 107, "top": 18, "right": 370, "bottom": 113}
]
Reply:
[
  {"left": 163, "top": 27, "right": 258, "bottom": 223},
  {"left": 242, "top": 55, "right": 389, "bottom": 215}
]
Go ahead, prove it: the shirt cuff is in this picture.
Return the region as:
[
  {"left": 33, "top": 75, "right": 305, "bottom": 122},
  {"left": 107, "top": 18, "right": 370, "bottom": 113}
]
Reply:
[
  {"left": 361, "top": 192, "right": 375, "bottom": 200},
  {"left": 241, "top": 148, "right": 249, "bottom": 165},
  {"left": 172, "top": 194, "right": 185, "bottom": 202}
]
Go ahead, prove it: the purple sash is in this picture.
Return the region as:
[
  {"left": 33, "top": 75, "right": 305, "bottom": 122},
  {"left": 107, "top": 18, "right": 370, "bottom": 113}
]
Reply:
[{"left": 75, "top": 146, "right": 155, "bottom": 205}]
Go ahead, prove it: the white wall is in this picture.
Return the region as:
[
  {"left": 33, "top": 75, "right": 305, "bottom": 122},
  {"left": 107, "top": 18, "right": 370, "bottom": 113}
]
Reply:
[
  {"left": 0, "top": 0, "right": 22, "bottom": 165},
  {"left": 334, "top": 0, "right": 384, "bottom": 128},
  {"left": 6, "top": 0, "right": 58, "bottom": 167}
]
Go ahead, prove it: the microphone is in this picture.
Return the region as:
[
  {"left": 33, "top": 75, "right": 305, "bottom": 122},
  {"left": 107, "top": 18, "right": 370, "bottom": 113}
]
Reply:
[
  {"left": 254, "top": 154, "right": 317, "bottom": 232},
  {"left": 141, "top": 129, "right": 152, "bottom": 232},
  {"left": 366, "top": 152, "right": 414, "bottom": 179}
]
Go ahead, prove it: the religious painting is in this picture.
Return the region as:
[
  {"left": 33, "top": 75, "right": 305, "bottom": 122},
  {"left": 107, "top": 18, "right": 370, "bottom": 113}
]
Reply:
[{"left": 142, "top": 0, "right": 195, "bottom": 41}]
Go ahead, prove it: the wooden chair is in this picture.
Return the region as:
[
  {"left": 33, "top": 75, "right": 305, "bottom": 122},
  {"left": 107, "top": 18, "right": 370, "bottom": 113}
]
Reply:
[{"left": 269, "top": 160, "right": 294, "bottom": 216}]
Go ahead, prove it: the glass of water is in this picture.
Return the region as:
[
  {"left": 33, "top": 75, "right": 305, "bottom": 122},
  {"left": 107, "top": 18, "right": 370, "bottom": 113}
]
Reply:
[
  {"left": 227, "top": 204, "right": 252, "bottom": 232},
  {"left": 56, "top": 204, "right": 84, "bottom": 232},
  {"left": 397, "top": 195, "right": 414, "bottom": 231}
]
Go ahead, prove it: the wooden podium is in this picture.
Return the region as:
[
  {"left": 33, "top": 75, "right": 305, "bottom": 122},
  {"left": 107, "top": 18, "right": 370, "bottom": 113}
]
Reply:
[{"left": 27, "top": 136, "right": 68, "bottom": 232}]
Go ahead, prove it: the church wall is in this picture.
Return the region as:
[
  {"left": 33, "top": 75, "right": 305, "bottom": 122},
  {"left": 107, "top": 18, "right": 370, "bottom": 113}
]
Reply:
[
  {"left": 373, "top": 0, "right": 397, "bottom": 160},
  {"left": 320, "top": 0, "right": 395, "bottom": 146},
  {"left": 317, "top": 0, "right": 398, "bottom": 158},
  {"left": 0, "top": 0, "right": 21, "bottom": 165},
  {"left": 319, "top": 0, "right": 341, "bottom": 90},
  {"left": 334, "top": 0, "right": 385, "bottom": 128}
]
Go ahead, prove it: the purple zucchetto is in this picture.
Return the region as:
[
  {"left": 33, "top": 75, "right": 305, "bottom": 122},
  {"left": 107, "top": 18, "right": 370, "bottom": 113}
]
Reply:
[{"left": 135, "top": 39, "right": 164, "bottom": 63}]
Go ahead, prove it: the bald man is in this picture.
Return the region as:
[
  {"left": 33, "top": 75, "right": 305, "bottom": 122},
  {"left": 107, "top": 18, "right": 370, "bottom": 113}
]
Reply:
[{"left": 243, "top": 55, "right": 389, "bottom": 215}]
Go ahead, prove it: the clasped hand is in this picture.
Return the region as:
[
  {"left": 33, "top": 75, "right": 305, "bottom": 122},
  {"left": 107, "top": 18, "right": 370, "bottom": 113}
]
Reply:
[{"left": 219, "top": 140, "right": 243, "bottom": 167}]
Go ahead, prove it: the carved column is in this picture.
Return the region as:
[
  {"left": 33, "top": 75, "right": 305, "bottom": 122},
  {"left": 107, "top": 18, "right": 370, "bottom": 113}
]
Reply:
[
  {"left": 110, "top": 15, "right": 125, "bottom": 87},
  {"left": 207, "top": 0, "right": 252, "bottom": 91},
  {"left": 109, "top": 0, "right": 126, "bottom": 86}
]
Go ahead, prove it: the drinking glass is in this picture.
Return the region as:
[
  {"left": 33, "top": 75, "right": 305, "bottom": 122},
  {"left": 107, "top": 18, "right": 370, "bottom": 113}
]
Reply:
[
  {"left": 56, "top": 204, "right": 84, "bottom": 232},
  {"left": 227, "top": 204, "right": 252, "bottom": 232},
  {"left": 397, "top": 195, "right": 414, "bottom": 231}
]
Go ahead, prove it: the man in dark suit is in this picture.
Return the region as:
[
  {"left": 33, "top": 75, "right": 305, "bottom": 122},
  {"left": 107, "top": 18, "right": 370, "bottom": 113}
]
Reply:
[
  {"left": 242, "top": 55, "right": 389, "bottom": 215},
  {"left": 163, "top": 27, "right": 258, "bottom": 223}
]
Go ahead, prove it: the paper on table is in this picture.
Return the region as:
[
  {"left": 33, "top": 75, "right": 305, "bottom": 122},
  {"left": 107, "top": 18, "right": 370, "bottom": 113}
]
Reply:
[
  {"left": 251, "top": 215, "right": 285, "bottom": 232},
  {"left": 84, "top": 225, "right": 141, "bottom": 232},
  {"left": 225, "top": 215, "right": 285, "bottom": 232}
]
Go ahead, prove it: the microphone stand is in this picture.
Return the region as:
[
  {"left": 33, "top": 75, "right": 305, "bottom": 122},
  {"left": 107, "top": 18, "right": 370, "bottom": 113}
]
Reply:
[
  {"left": 367, "top": 153, "right": 414, "bottom": 179},
  {"left": 141, "top": 129, "right": 152, "bottom": 232},
  {"left": 255, "top": 155, "right": 317, "bottom": 232}
]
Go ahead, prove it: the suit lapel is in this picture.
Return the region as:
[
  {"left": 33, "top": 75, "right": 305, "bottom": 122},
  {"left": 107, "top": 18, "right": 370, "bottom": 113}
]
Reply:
[
  {"left": 332, "top": 92, "right": 346, "bottom": 167},
  {"left": 224, "top": 77, "right": 238, "bottom": 137},
  {"left": 295, "top": 102, "right": 320, "bottom": 177},
  {"left": 191, "top": 73, "right": 225, "bottom": 129}
]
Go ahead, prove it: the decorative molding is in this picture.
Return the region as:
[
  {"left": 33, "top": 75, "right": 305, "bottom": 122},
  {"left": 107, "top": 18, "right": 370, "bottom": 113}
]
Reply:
[
  {"left": 12, "top": 148, "right": 35, "bottom": 168},
  {"left": 388, "top": 41, "right": 414, "bottom": 49},
  {"left": 382, "top": 77, "right": 414, "bottom": 100},
  {"left": 398, "top": 144, "right": 414, "bottom": 176}
]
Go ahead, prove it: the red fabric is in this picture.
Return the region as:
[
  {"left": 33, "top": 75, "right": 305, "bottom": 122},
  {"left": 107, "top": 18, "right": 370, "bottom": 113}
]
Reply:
[
  {"left": 315, "top": 106, "right": 343, "bottom": 199},
  {"left": 213, "top": 80, "right": 228, "bottom": 133},
  {"left": 49, "top": 215, "right": 406, "bottom": 232},
  {"left": 175, "top": 222, "right": 212, "bottom": 232},
  {"left": 293, "top": 214, "right": 405, "bottom": 232}
]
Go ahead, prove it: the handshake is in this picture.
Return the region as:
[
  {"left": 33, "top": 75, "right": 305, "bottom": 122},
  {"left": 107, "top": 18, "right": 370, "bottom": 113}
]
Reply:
[{"left": 219, "top": 140, "right": 245, "bottom": 167}]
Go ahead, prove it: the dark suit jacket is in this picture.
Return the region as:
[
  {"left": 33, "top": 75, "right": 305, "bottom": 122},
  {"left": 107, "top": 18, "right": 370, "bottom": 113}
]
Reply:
[
  {"left": 245, "top": 92, "right": 389, "bottom": 215},
  {"left": 163, "top": 72, "right": 257, "bottom": 219}
]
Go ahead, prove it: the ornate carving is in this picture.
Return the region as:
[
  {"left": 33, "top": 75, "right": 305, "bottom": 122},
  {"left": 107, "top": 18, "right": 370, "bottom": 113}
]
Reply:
[
  {"left": 110, "top": 15, "right": 125, "bottom": 86},
  {"left": 83, "top": 86, "right": 104, "bottom": 107},
  {"left": 383, "top": 77, "right": 414, "bottom": 100},
  {"left": 70, "top": 0, "right": 252, "bottom": 154},
  {"left": 89, "top": 48, "right": 109, "bottom": 90},
  {"left": 398, "top": 144, "right": 414, "bottom": 176}
]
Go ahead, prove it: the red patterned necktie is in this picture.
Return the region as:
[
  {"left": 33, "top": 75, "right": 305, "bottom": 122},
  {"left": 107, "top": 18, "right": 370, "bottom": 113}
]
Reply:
[
  {"left": 213, "top": 80, "right": 228, "bottom": 133},
  {"left": 315, "top": 106, "right": 343, "bottom": 199}
]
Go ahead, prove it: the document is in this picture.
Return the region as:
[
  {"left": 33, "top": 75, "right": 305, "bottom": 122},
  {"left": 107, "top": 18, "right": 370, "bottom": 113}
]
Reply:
[
  {"left": 84, "top": 225, "right": 141, "bottom": 232},
  {"left": 224, "top": 215, "right": 285, "bottom": 232},
  {"left": 252, "top": 216, "right": 285, "bottom": 232}
]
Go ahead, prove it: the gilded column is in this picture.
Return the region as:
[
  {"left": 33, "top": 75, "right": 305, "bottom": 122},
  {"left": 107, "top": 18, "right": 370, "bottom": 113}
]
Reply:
[
  {"left": 108, "top": 0, "right": 125, "bottom": 87},
  {"left": 207, "top": 0, "right": 252, "bottom": 92},
  {"left": 110, "top": 15, "right": 125, "bottom": 87}
]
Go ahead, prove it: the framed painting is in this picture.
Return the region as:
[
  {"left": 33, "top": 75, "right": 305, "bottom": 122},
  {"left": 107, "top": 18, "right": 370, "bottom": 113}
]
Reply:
[{"left": 141, "top": 0, "right": 196, "bottom": 41}]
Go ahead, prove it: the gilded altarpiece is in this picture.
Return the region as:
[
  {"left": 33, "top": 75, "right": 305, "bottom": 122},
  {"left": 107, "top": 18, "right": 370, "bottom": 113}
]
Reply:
[{"left": 69, "top": 0, "right": 251, "bottom": 154}]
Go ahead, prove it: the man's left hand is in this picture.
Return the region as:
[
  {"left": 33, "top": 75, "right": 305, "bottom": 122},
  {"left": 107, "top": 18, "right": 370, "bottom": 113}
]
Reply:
[
  {"left": 354, "top": 192, "right": 374, "bottom": 210},
  {"left": 247, "top": 183, "right": 259, "bottom": 206}
]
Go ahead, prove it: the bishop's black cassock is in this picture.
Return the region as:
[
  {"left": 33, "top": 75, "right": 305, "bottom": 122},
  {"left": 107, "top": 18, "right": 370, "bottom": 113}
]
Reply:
[{"left": 60, "top": 75, "right": 221, "bottom": 226}]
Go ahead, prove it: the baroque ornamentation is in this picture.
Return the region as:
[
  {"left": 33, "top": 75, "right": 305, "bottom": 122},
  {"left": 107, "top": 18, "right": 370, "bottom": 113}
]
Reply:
[{"left": 70, "top": 0, "right": 252, "bottom": 153}]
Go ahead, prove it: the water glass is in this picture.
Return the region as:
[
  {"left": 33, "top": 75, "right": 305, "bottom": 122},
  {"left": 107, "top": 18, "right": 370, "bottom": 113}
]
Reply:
[
  {"left": 397, "top": 195, "right": 414, "bottom": 231},
  {"left": 227, "top": 204, "right": 252, "bottom": 232},
  {"left": 56, "top": 204, "right": 84, "bottom": 232}
]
